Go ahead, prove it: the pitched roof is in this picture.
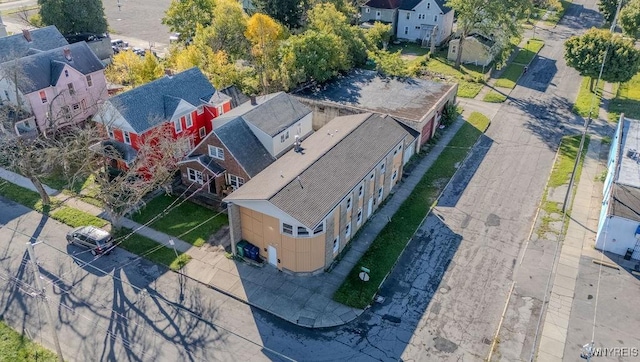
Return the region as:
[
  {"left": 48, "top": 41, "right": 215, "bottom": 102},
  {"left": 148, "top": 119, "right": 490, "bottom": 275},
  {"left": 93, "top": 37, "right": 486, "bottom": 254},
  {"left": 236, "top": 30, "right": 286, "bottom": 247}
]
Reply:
[
  {"left": 2, "top": 41, "right": 104, "bottom": 94},
  {"left": 400, "top": 0, "right": 452, "bottom": 13},
  {"left": 610, "top": 184, "right": 640, "bottom": 222},
  {"left": 225, "top": 113, "right": 410, "bottom": 228},
  {"left": 220, "top": 85, "right": 250, "bottom": 108},
  {"left": 216, "top": 92, "right": 311, "bottom": 137},
  {"left": 296, "top": 69, "right": 454, "bottom": 123},
  {"left": 107, "top": 68, "right": 216, "bottom": 134},
  {"left": 0, "top": 26, "right": 69, "bottom": 64},
  {"left": 215, "top": 118, "right": 276, "bottom": 177},
  {"left": 364, "top": 0, "right": 402, "bottom": 9},
  {"left": 179, "top": 154, "right": 226, "bottom": 175}
]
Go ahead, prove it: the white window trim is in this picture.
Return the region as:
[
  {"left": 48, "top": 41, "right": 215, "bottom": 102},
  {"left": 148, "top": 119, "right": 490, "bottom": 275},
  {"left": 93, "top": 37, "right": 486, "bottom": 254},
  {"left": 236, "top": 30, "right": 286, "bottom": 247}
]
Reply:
[
  {"left": 357, "top": 208, "right": 363, "bottom": 226},
  {"left": 378, "top": 186, "right": 384, "bottom": 202},
  {"left": 197, "top": 106, "right": 204, "bottom": 115},
  {"left": 208, "top": 145, "right": 224, "bottom": 160},
  {"left": 392, "top": 169, "right": 398, "bottom": 181},
  {"left": 123, "top": 130, "right": 131, "bottom": 145},
  {"left": 187, "top": 167, "right": 204, "bottom": 184},
  {"left": 345, "top": 223, "right": 351, "bottom": 239},
  {"left": 86, "top": 75, "right": 93, "bottom": 87},
  {"left": 199, "top": 127, "right": 206, "bottom": 138},
  {"left": 346, "top": 196, "right": 352, "bottom": 211},
  {"left": 40, "top": 91, "right": 48, "bottom": 104},
  {"left": 175, "top": 119, "right": 183, "bottom": 133},
  {"left": 313, "top": 222, "right": 325, "bottom": 235},
  {"left": 227, "top": 174, "right": 244, "bottom": 189},
  {"left": 217, "top": 106, "right": 224, "bottom": 115},
  {"left": 282, "top": 223, "right": 293, "bottom": 235},
  {"left": 365, "top": 7, "right": 370, "bottom": 13},
  {"left": 106, "top": 126, "right": 114, "bottom": 139},
  {"left": 185, "top": 113, "right": 193, "bottom": 128},
  {"left": 333, "top": 236, "right": 340, "bottom": 253},
  {"left": 358, "top": 184, "right": 364, "bottom": 198},
  {"left": 297, "top": 226, "right": 310, "bottom": 237}
]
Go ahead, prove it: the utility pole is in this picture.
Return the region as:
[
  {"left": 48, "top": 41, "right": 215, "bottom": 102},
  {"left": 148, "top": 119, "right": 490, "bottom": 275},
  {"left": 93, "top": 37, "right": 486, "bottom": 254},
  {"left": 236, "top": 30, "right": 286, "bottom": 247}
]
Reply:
[{"left": 26, "top": 242, "right": 64, "bottom": 362}]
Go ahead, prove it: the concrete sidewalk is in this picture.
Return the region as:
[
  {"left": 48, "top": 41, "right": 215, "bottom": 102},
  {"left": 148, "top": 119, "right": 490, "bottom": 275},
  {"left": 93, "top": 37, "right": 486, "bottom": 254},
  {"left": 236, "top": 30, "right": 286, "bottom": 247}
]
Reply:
[{"left": 0, "top": 113, "right": 474, "bottom": 327}]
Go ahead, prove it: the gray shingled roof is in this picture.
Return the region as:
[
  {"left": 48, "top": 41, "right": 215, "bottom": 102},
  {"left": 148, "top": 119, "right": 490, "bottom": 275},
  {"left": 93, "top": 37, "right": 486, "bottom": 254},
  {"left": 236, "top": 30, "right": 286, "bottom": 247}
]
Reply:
[
  {"left": 229, "top": 92, "right": 311, "bottom": 137},
  {"left": 364, "top": 0, "right": 402, "bottom": 9},
  {"left": 108, "top": 68, "right": 216, "bottom": 134},
  {"left": 400, "top": 0, "right": 451, "bottom": 13},
  {"left": 215, "top": 118, "right": 276, "bottom": 177},
  {"left": 0, "top": 26, "right": 69, "bottom": 64},
  {"left": 179, "top": 154, "right": 226, "bottom": 175},
  {"left": 2, "top": 41, "right": 104, "bottom": 94}
]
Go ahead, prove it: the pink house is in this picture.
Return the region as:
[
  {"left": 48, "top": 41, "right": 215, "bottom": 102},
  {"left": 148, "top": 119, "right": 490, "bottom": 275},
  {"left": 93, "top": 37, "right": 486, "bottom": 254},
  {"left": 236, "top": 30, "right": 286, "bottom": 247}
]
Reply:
[{"left": 0, "top": 41, "right": 108, "bottom": 135}]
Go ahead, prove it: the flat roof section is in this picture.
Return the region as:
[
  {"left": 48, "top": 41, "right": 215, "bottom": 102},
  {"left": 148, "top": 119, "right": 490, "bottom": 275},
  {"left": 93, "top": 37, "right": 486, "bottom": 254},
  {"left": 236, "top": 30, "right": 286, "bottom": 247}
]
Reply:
[{"left": 617, "top": 118, "right": 640, "bottom": 189}]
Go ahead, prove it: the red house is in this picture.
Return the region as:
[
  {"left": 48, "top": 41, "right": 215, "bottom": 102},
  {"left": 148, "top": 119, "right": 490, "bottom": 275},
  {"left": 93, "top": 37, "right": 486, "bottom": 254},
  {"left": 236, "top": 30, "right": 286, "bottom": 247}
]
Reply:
[{"left": 92, "top": 67, "right": 231, "bottom": 169}]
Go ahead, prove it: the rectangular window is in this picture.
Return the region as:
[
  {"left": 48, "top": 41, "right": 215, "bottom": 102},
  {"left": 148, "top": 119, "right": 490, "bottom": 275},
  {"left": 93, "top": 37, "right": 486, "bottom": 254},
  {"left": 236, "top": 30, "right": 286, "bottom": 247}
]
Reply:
[
  {"left": 313, "top": 223, "right": 324, "bottom": 235},
  {"left": 346, "top": 196, "right": 352, "bottom": 211},
  {"left": 283, "top": 223, "right": 293, "bottom": 235},
  {"left": 62, "top": 105, "right": 71, "bottom": 120},
  {"left": 106, "top": 126, "right": 114, "bottom": 139},
  {"left": 358, "top": 184, "right": 363, "bottom": 197},
  {"left": 199, "top": 127, "right": 206, "bottom": 138},
  {"left": 406, "top": 12, "right": 410, "bottom": 19},
  {"left": 280, "top": 130, "right": 290, "bottom": 143},
  {"left": 365, "top": 7, "right": 370, "bottom": 13},
  {"left": 404, "top": 27, "right": 409, "bottom": 35},
  {"left": 217, "top": 106, "right": 224, "bottom": 116},
  {"left": 378, "top": 186, "right": 384, "bottom": 202},
  {"left": 434, "top": 15, "right": 438, "bottom": 21},
  {"left": 427, "top": 2, "right": 430, "bottom": 9},
  {"left": 333, "top": 236, "right": 340, "bottom": 253},
  {"left": 208, "top": 145, "right": 224, "bottom": 160},
  {"left": 228, "top": 174, "right": 244, "bottom": 189},
  {"left": 175, "top": 119, "right": 182, "bottom": 133},
  {"left": 376, "top": 10, "right": 381, "bottom": 17},
  {"left": 187, "top": 168, "right": 204, "bottom": 184},
  {"left": 72, "top": 103, "right": 80, "bottom": 112},
  {"left": 380, "top": 162, "right": 385, "bottom": 172},
  {"left": 345, "top": 223, "right": 351, "bottom": 238},
  {"left": 197, "top": 106, "right": 204, "bottom": 115},
  {"left": 452, "top": 46, "right": 456, "bottom": 53},
  {"left": 39, "top": 90, "right": 47, "bottom": 103},
  {"left": 86, "top": 75, "right": 93, "bottom": 87},
  {"left": 67, "top": 83, "right": 75, "bottom": 95},
  {"left": 415, "top": 26, "right": 421, "bottom": 30},
  {"left": 370, "top": 172, "right": 374, "bottom": 180},
  {"left": 357, "top": 209, "right": 363, "bottom": 226},
  {"left": 185, "top": 113, "right": 193, "bottom": 128},
  {"left": 123, "top": 131, "right": 131, "bottom": 144},
  {"left": 392, "top": 169, "right": 398, "bottom": 181},
  {"left": 297, "top": 226, "right": 309, "bottom": 237}
]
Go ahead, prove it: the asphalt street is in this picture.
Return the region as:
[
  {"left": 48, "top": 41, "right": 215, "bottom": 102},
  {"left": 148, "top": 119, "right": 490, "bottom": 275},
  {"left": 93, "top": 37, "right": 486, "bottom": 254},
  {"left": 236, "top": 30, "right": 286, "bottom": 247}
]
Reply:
[{"left": 0, "top": 0, "right": 601, "bottom": 361}]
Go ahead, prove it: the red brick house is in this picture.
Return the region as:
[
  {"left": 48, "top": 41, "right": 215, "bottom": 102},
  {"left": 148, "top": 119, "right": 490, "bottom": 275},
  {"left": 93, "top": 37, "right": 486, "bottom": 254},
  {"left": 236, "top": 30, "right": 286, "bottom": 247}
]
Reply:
[
  {"left": 178, "top": 92, "right": 313, "bottom": 198},
  {"left": 92, "top": 67, "right": 231, "bottom": 170}
]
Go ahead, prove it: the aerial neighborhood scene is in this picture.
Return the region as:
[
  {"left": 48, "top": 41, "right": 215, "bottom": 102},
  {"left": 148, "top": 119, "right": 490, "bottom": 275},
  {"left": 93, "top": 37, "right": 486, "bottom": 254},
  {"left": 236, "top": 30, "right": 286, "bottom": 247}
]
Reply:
[{"left": 1, "top": 0, "right": 640, "bottom": 359}]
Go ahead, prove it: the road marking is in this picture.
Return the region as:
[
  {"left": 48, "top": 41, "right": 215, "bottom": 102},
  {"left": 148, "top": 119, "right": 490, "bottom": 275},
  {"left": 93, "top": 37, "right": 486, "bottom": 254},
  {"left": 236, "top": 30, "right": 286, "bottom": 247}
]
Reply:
[{"left": 487, "top": 280, "right": 516, "bottom": 361}]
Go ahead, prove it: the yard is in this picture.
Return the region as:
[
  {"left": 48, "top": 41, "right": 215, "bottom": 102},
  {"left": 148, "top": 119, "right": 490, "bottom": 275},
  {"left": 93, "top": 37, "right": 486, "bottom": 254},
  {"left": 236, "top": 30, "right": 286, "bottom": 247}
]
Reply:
[
  {"left": 512, "top": 39, "right": 544, "bottom": 64},
  {"left": 608, "top": 72, "right": 640, "bottom": 121},
  {"left": 0, "top": 320, "right": 57, "bottom": 361},
  {"left": 114, "top": 228, "right": 191, "bottom": 271},
  {"left": 333, "top": 112, "right": 491, "bottom": 309},
  {"left": 494, "top": 64, "right": 525, "bottom": 89},
  {"left": 131, "top": 194, "right": 228, "bottom": 247}
]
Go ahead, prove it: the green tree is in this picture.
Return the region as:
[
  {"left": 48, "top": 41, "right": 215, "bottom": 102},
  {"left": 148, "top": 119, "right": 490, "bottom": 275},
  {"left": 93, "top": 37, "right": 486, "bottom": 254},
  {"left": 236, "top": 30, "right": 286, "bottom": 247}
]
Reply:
[
  {"left": 446, "top": 0, "right": 528, "bottom": 68},
  {"left": 106, "top": 50, "right": 164, "bottom": 87},
  {"left": 245, "top": 13, "right": 287, "bottom": 92},
  {"left": 368, "top": 50, "right": 409, "bottom": 77},
  {"left": 252, "top": 0, "right": 308, "bottom": 28},
  {"left": 365, "top": 22, "right": 392, "bottom": 50},
  {"left": 564, "top": 28, "right": 640, "bottom": 89},
  {"left": 620, "top": 0, "right": 640, "bottom": 38},
  {"left": 307, "top": 3, "right": 368, "bottom": 67},
  {"left": 38, "top": 0, "right": 108, "bottom": 34},
  {"left": 598, "top": 0, "right": 626, "bottom": 22},
  {"left": 279, "top": 30, "right": 345, "bottom": 89},
  {"left": 162, "top": 0, "right": 216, "bottom": 41},
  {"left": 195, "top": 0, "right": 248, "bottom": 60},
  {"left": 168, "top": 43, "right": 241, "bottom": 89}
]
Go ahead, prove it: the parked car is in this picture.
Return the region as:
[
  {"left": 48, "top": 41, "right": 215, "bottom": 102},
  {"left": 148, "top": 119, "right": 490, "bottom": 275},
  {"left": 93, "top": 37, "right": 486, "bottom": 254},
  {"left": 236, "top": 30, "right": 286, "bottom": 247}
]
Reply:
[
  {"left": 66, "top": 226, "right": 114, "bottom": 256},
  {"left": 111, "top": 39, "right": 129, "bottom": 54}
]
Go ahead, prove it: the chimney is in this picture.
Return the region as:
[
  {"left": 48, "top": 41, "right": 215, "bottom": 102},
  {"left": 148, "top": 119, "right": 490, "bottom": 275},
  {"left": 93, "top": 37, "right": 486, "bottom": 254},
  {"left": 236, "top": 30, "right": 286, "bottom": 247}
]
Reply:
[
  {"left": 63, "top": 47, "right": 72, "bottom": 61},
  {"left": 250, "top": 95, "right": 257, "bottom": 106},
  {"left": 294, "top": 135, "right": 301, "bottom": 152},
  {"left": 22, "top": 29, "right": 32, "bottom": 42}
]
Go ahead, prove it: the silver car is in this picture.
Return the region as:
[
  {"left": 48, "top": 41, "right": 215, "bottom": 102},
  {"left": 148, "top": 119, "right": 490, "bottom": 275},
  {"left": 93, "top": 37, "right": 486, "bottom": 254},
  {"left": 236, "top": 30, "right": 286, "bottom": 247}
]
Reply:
[{"left": 66, "top": 226, "right": 114, "bottom": 256}]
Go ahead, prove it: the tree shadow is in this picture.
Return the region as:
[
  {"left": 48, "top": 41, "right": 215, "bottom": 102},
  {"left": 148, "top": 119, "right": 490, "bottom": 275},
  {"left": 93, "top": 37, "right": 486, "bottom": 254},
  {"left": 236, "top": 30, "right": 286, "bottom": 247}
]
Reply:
[{"left": 519, "top": 56, "right": 557, "bottom": 92}]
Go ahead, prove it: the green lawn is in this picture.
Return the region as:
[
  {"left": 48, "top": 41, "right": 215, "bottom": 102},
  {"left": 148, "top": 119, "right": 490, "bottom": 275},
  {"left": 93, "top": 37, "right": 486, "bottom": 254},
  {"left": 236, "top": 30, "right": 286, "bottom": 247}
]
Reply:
[
  {"left": 0, "top": 319, "right": 57, "bottom": 362},
  {"left": 483, "top": 91, "right": 508, "bottom": 103},
  {"left": 458, "top": 81, "right": 485, "bottom": 98},
  {"left": 544, "top": 0, "right": 572, "bottom": 25},
  {"left": 549, "top": 135, "right": 591, "bottom": 188},
  {"left": 425, "top": 57, "right": 486, "bottom": 98},
  {"left": 387, "top": 42, "right": 430, "bottom": 56},
  {"left": 131, "top": 194, "right": 228, "bottom": 247},
  {"left": 494, "top": 64, "right": 525, "bottom": 89},
  {"left": 512, "top": 39, "right": 544, "bottom": 65},
  {"left": 50, "top": 206, "right": 108, "bottom": 228},
  {"left": 333, "top": 112, "right": 491, "bottom": 309},
  {"left": 114, "top": 228, "right": 191, "bottom": 271},
  {"left": 573, "top": 77, "right": 604, "bottom": 117},
  {"left": 608, "top": 72, "right": 640, "bottom": 121}
]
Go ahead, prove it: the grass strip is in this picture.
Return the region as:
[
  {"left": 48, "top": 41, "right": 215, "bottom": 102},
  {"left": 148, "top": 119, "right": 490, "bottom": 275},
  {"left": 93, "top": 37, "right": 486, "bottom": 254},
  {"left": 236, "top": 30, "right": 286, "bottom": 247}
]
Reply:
[
  {"left": 114, "top": 228, "right": 192, "bottom": 271},
  {"left": 333, "top": 112, "right": 491, "bottom": 309},
  {"left": 608, "top": 71, "right": 640, "bottom": 121},
  {"left": 0, "top": 320, "right": 57, "bottom": 362},
  {"left": 131, "top": 194, "right": 228, "bottom": 247},
  {"left": 573, "top": 77, "right": 604, "bottom": 117},
  {"left": 483, "top": 91, "right": 508, "bottom": 103},
  {"left": 457, "top": 81, "right": 484, "bottom": 98},
  {"left": 513, "top": 39, "right": 544, "bottom": 64},
  {"left": 494, "top": 64, "right": 525, "bottom": 89},
  {"left": 50, "top": 206, "right": 108, "bottom": 228}
]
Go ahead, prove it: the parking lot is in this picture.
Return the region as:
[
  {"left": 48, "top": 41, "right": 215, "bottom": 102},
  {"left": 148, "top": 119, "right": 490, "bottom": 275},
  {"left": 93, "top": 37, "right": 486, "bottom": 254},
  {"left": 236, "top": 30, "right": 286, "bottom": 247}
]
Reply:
[{"left": 102, "top": 0, "right": 173, "bottom": 46}]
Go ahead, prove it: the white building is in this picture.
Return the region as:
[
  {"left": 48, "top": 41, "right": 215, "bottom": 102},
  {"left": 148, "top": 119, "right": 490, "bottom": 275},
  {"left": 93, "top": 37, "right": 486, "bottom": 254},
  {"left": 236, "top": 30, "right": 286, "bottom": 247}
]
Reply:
[
  {"left": 395, "top": 0, "right": 454, "bottom": 45},
  {"left": 0, "top": 14, "right": 7, "bottom": 37},
  {"left": 596, "top": 116, "right": 640, "bottom": 260}
]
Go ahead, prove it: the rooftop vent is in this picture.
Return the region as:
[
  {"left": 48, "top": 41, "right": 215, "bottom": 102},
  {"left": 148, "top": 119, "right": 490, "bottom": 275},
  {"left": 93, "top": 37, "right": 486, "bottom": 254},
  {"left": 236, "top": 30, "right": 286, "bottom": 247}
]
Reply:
[
  {"left": 63, "top": 47, "right": 72, "bottom": 61},
  {"left": 22, "top": 29, "right": 32, "bottom": 42}
]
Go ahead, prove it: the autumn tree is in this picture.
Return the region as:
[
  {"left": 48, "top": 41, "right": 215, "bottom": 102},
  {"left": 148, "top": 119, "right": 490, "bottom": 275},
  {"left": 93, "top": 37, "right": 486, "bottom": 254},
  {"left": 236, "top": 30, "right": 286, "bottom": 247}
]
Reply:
[
  {"left": 620, "top": 0, "right": 640, "bottom": 38},
  {"left": 446, "top": 0, "right": 529, "bottom": 68},
  {"left": 162, "top": 0, "right": 216, "bottom": 41},
  {"left": 365, "top": 22, "right": 392, "bottom": 50},
  {"left": 106, "top": 50, "right": 164, "bottom": 87},
  {"left": 195, "top": 0, "right": 249, "bottom": 60},
  {"left": 245, "top": 13, "right": 287, "bottom": 92},
  {"left": 564, "top": 28, "right": 640, "bottom": 89},
  {"left": 252, "top": 0, "right": 308, "bottom": 28},
  {"left": 38, "top": 0, "right": 108, "bottom": 34},
  {"left": 307, "top": 3, "right": 368, "bottom": 68}
]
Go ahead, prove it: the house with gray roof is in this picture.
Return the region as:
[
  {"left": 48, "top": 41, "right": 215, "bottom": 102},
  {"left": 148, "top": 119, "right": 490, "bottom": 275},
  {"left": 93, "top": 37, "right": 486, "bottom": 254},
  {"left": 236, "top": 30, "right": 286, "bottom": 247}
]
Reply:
[
  {"left": 360, "top": 0, "right": 403, "bottom": 36},
  {"left": 224, "top": 112, "right": 415, "bottom": 274},
  {"left": 178, "top": 91, "right": 312, "bottom": 199},
  {"left": 295, "top": 69, "right": 456, "bottom": 153},
  {"left": 0, "top": 41, "right": 107, "bottom": 135},
  {"left": 0, "top": 26, "right": 69, "bottom": 64},
  {"left": 92, "top": 67, "right": 230, "bottom": 170},
  {"left": 396, "top": 0, "right": 454, "bottom": 45}
]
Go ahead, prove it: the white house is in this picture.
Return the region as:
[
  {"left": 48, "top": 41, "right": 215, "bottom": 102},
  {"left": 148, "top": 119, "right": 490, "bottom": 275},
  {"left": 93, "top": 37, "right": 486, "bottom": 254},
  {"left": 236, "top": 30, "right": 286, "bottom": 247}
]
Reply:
[
  {"left": 595, "top": 115, "right": 640, "bottom": 260},
  {"left": 396, "top": 0, "right": 454, "bottom": 45}
]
